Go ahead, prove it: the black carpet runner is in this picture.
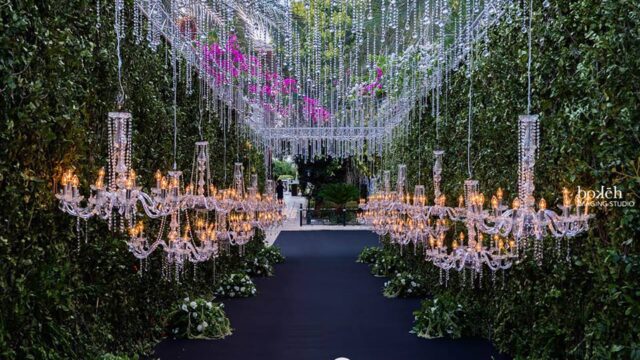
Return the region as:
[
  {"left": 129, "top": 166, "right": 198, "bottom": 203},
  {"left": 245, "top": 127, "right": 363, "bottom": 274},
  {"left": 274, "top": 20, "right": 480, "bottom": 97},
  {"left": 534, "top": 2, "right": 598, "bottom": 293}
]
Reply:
[{"left": 153, "top": 230, "right": 506, "bottom": 360}]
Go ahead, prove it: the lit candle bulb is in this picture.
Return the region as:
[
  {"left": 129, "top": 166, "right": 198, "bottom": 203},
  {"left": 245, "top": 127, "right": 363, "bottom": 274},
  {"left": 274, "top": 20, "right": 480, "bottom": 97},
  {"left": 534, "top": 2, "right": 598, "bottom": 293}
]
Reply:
[
  {"left": 562, "top": 187, "right": 571, "bottom": 207},
  {"left": 124, "top": 176, "right": 134, "bottom": 190},
  {"left": 71, "top": 175, "right": 80, "bottom": 191},
  {"left": 512, "top": 198, "right": 521, "bottom": 210},
  {"left": 95, "top": 167, "right": 105, "bottom": 189},
  {"left": 458, "top": 195, "right": 464, "bottom": 208},
  {"left": 491, "top": 195, "right": 498, "bottom": 209},
  {"left": 154, "top": 170, "right": 162, "bottom": 188},
  {"left": 539, "top": 198, "right": 547, "bottom": 210},
  {"left": 128, "top": 169, "right": 136, "bottom": 185},
  {"left": 497, "top": 187, "right": 504, "bottom": 200}
]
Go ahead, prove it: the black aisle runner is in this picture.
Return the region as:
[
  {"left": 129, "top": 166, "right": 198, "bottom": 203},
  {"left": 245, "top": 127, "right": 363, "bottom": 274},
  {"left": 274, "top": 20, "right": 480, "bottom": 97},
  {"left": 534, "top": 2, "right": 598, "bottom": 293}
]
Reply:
[{"left": 154, "top": 231, "right": 506, "bottom": 360}]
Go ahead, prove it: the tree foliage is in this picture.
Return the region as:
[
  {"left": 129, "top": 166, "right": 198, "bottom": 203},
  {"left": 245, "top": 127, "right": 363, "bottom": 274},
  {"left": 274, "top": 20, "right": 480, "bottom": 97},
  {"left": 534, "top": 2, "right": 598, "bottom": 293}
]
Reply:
[{"left": 0, "top": 0, "right": 266, "bottom": 358}]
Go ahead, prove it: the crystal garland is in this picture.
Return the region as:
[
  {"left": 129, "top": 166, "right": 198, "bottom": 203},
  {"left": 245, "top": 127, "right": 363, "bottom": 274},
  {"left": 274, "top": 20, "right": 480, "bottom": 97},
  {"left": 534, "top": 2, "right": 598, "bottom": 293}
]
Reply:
[{"left": 132, "top": 0, "right": 513, "bottom": 159}]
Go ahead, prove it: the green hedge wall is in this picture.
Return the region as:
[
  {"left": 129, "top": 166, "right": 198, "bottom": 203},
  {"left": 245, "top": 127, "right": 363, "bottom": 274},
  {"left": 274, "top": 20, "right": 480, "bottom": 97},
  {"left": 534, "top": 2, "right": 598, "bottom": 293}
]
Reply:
[
  {"left": 0, "top": 0, "right": 264, "bottom": 358},
  {"left": 385, "top": 1, "right": 639, "bottom": 358}
]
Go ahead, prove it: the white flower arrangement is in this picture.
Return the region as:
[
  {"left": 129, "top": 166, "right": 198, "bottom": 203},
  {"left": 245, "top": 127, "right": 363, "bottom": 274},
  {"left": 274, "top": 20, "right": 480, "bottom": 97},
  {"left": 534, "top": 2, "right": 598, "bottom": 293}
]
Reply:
[
  {"left": 214, "top": 273, "right": 257, "bottom": 298},
  {"left": 168, "top": 298, "right": 232, "bottom": 340},
  {"left": 383, "top": 271, "right": 427, "bottom": 298}
]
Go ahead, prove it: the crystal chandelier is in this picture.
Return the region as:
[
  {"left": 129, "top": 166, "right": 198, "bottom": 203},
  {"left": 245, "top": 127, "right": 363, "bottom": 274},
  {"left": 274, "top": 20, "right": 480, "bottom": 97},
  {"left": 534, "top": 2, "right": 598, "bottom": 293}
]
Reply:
[
  {"left": 480, "top": 115, "right": 594, "bottom": 263},
  {"left": 226, "top": 163, "right": 255, "bottom": 250}
]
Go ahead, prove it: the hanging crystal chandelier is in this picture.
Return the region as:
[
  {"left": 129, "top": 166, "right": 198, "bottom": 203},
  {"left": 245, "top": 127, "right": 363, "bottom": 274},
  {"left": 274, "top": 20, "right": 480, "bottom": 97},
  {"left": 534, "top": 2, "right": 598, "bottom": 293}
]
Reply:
[
  {"left": 480, "top": 115, "right": 594, "bottom": 263},
  {"left": 225, "top": 163, "right": 255, "bottom": 250}
]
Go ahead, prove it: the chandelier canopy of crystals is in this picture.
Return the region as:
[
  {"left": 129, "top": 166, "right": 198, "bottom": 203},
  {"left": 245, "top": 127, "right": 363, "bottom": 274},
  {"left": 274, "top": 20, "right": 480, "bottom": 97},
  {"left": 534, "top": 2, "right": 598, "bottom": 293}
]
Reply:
[{"left": 131, "top": 0, "right": 513, "bottom": 159}]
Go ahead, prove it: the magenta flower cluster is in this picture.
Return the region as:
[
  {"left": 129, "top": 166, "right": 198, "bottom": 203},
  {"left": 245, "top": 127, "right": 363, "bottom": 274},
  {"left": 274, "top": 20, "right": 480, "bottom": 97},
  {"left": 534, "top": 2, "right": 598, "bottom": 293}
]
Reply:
[{"left": 199, "top": 35, "right": 331, "bottom": 124}]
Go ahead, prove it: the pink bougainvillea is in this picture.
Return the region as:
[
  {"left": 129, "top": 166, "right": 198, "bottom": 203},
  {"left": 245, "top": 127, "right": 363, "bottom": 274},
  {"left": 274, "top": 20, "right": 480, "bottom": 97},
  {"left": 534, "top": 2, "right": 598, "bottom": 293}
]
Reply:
[
  {"left": 200, "top": 36, "right": 329, "bottom": 124},
  {"left": 362, "top": 66, "right": 384, "bottom": 95}
]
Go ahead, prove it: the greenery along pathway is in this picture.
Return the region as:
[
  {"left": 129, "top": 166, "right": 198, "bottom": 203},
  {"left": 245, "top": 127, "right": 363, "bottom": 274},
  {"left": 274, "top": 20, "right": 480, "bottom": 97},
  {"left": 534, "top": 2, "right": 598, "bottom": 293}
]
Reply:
[{"left": 154, "top": 231, "right": 506, "bottom": 359}]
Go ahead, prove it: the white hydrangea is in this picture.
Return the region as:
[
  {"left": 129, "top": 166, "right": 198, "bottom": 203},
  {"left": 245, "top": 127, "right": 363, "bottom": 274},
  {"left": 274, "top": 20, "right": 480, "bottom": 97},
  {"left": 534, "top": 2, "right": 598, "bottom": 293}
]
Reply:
[{"left": 190, "top": 301, "right": 197, "bottom": 309}]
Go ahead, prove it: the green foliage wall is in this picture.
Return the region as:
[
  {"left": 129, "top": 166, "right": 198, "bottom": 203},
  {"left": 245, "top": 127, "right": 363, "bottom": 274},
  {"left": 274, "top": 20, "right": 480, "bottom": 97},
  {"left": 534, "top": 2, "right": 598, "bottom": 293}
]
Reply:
[
  {"left": 0, "top": 0, "right": 264, "bottom": 358},
  {"left": 385, "top": 1, "right": 640, "bottom": 358}
]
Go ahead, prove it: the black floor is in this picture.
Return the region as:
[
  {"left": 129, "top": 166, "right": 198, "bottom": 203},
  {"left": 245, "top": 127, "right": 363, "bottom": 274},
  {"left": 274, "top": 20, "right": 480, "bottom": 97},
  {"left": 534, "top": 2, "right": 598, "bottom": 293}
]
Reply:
[{"left": 153, "top": 230, "right": 507, "bottom": 360}]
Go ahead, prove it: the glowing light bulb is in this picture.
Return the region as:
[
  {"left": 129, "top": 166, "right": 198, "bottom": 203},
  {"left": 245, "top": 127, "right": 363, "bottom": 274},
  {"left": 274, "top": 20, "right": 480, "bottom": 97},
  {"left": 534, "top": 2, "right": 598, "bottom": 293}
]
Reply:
[
  {"left": 512, "top": 198, "right": 521, "bottom": 209},
  {"left": 539, "top": 198, "right": 547, "bottom": 210},
  {"left": 562, "top": 187, "right": 571, "bottom": 207},
  {"left": 497, "top": 187, "right": 504, "bottom": 200},
  {"left": 491, "top": 195, "right": 498, "bottom": 209}
]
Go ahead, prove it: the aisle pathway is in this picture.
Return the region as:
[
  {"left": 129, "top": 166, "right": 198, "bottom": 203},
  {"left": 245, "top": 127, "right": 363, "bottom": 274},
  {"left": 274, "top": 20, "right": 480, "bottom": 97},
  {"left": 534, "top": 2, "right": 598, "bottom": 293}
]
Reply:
[{"left": 154, "top": 231, "right": 506, "bottom": 360}]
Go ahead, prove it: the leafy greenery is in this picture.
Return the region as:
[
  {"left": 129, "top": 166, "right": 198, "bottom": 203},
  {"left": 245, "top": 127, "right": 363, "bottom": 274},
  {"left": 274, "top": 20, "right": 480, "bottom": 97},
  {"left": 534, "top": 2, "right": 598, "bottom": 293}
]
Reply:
[
  {"left": 356, "top": 246, "right": 384, "bottom": 264},
  {"left": 0, "top": 0, "right": 268, "bottom": 358},
  {"left": 214, "top": 273, "right": 257, "bottom": 298},
  {"left": 375, "top": 1, "right": 640, "bottom": 358},
  {"left": 242, "top": 245, "right": 285, "bottom": 277},
  {"left": 166, "top": 298, "right": 232, "bottom": 340},
  {"left": 412, "top": 294, "right": 465, "bottom": 339},
  {"left": 273, "top": 159, "right": 297, "bottom": 179},
  {"left": 317, "top": 183, "right": 359, "bottom": 209},
  {"left": 383, "top": 272, "right": 427, "bottom": 298}
]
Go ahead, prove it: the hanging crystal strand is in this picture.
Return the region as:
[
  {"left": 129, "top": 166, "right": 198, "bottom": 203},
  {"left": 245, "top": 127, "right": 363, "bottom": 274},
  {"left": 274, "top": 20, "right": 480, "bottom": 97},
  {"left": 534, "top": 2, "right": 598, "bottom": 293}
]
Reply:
[
  {"left": 193, "top": 263, "right": 197, "bottom": 281},
  {"left": 133, "top": 0, "right": 141, "bottom": 44},
  {"left": 76, "top": 217, "right": 81, "bottom": 253},
  {"left": 115, "top": 0, "right": 125, "bottom": 40},
  {"left": 439, "top": 268, "right": 443, "bottom": 285},
  {"left": 96, "top": 0, "right": 101, "bottom": 29}
]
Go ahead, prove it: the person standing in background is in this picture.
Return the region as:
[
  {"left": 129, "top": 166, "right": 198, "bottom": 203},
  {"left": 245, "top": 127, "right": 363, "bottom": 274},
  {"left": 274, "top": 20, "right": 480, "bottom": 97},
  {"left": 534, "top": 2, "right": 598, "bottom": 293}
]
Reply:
[{"left": 276, "top": 180, "right": 284, "bottom": 204}]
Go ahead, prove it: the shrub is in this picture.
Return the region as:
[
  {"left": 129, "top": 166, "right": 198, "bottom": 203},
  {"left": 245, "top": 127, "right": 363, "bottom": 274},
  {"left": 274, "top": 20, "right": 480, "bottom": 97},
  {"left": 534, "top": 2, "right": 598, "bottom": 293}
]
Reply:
[
  {"left": 214, "top": 273, "right": 257, "bottom": 298},
  {"left": 317, "top": 183, "right": 359, "bottom": 208},
  {"left": 383, "top": 272, "right": 428, "bottom": 298},
  {"left": 259, "top": 245, "right": 285, "bottom": 265},
  {"left": 166, "top": 298, "right": 232, "bottom": 340},
  {"left": 412, "top": 294, "right": 465, "bottom": 339}
]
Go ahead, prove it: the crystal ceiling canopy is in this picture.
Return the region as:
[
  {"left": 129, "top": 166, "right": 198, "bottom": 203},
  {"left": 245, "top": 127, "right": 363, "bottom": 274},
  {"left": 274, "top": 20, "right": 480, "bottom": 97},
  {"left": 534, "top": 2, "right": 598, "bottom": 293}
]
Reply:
[{"left": 136, "top": 0, "right": 510, "bottom": 158}]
